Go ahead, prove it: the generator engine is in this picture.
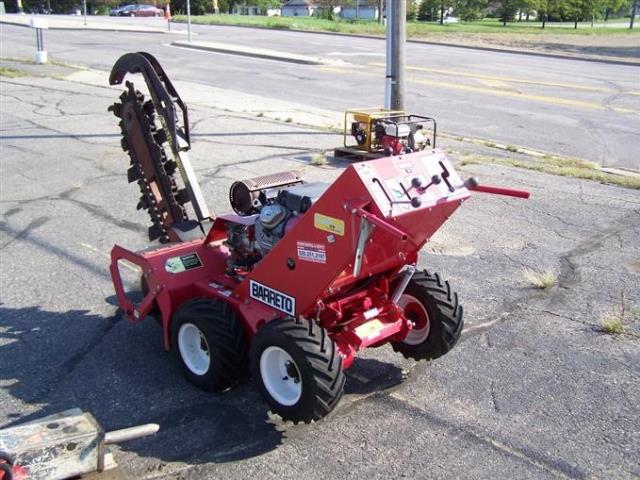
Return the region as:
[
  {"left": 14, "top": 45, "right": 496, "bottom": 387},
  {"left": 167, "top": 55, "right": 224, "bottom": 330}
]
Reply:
[
  {"left": 345, "top": 110, "right": 436, "bottom": 157},
  {"left": 375, "top": 121, "right": 430, "bottom": 155},
  {"left": 226, "top": 174, "right": 327, "bottom": 272}
]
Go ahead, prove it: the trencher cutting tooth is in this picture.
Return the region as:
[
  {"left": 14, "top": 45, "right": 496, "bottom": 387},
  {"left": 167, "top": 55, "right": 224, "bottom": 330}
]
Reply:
[{"left": 110, "top": 81, "right": 189, "bottom": 243}]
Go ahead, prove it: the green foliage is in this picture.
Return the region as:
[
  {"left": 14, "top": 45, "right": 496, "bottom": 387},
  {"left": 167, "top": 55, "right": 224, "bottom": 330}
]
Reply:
[
  {"left": 172, "top": 0, "right": 214, "bottom": 14},
  {"left": 407, "top": 0, "right": 420, "bottom": 20},
  {"left": 418, "top": 0, "right": 443, "bottom": 20},
  {"left": 454, "top": 0, "right": 487, "bottom": 20}
]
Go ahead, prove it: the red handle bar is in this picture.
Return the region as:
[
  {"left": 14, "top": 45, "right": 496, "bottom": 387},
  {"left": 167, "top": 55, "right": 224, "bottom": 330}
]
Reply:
[{"left": 468, "top": 184, "right": 530, "bottom": 199}]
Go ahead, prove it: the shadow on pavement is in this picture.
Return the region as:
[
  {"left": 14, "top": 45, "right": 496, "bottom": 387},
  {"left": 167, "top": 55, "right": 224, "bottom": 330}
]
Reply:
[{"left": 0, "top": 303, "right": 408, "bottom": 465}]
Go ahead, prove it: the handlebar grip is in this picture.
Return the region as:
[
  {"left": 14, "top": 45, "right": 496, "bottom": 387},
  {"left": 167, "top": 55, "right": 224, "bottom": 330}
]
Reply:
[{"left": 469, "top": 184, "right": 530, "bottom": 199}]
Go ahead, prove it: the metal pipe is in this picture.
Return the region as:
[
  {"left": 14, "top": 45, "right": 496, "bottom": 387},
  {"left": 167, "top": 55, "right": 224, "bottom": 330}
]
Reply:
[
  {"left": 186, "top": 0, "right": 192, "bottom": 42},
  {"left": 104, "top": 424, "right": 159, "bottom": 444},
  {"left": 384, "top": 0, "right": 392, "bottom": 109},
  {"left": 390, "top": 0, "right": 406, "bottom": 111},
  {"left": 354, "top": 208, "right": 408, "bottom": 240},
  {"left": 391, "top": 265, "right": 416, "bottom": 304}
]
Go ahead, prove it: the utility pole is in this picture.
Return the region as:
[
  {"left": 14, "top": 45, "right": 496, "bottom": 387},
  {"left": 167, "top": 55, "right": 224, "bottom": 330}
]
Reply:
[
  {"left": 631, "top": 0, "right": 638, "bottom": 29},
  {"left": 186, "top": 0, "right": 192, "bottom": 42},
  {"left": 386, "top": 0, "right": 406, "bottom": 111},
  {"left": 16, "top": 0, "right": 24, "bottom": 13}
]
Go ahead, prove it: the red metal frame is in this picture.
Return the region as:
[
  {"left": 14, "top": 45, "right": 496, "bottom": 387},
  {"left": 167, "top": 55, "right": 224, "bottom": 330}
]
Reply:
[{"left": 110, "top": 149, "right": 529, "bottom": 368}]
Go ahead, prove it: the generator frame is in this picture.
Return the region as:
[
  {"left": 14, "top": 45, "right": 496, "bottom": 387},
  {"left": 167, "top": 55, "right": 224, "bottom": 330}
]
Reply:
[{"left": 341, "top": 108, "right": 437, "bottom": 155}]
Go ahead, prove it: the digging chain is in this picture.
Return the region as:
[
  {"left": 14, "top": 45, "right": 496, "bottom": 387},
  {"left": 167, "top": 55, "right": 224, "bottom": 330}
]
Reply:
[{"left": 109, "top": 81, "right": 190, "bottom": 243}]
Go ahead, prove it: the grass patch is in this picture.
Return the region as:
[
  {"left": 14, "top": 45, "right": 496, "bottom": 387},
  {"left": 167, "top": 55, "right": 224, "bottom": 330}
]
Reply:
[
  {"left": 598, "top": 290, "right": 639, "bottom": 335},
  {"left": 0, "top": 67, "right": 28, "bottom": 78},
  {"left": 523, "top": 268, "right": 557, "bottom": 289},
  {"left": 600, "top": 314, "right": 624, "bottom": 334},
  {"left": 173, "top": 15, "right": 639, "bottom": 37},
  {"left": 505, "top": 144, "right": 520, "bottom": 153},
  {"left": 310, "top": 153, "right": 328, "bottom": 166},
  {"left": 460, "top": 154, "right": 640, "bottom": 189}
]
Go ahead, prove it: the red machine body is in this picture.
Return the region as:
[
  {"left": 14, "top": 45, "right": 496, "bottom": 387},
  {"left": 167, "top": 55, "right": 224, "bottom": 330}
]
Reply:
[{"left": 111, "top": 150, "right": 482, "bottom": 368}]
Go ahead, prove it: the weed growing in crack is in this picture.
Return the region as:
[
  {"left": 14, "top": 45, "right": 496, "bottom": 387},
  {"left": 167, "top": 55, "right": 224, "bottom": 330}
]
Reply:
[
  {"left": 523, "top": 268, "right": 557, "bottom": 289},
  {"left": 310, "top": 154, "right": 327, "bottom": 166},
  {"left": 598, "top": 290, "right": 640, "bottom": 335}
]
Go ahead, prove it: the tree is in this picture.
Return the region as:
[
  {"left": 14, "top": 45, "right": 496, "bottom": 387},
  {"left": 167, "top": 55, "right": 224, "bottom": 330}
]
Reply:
[
  {"left": 565, "top": 0, "right": 599, "bottom": 27},
  {"left": 407, "top": 0, "right": 419, "bottom": 19},
  {"left": 496, "top": 0, "right": 519, "bottom": 24},
  {"left": 454, "top": 0, "right": 487, "bottom": 20},
  {"left": 418, "top": 0, "right": 440, "bottom": 20},
  {"left": 315, "top": 0, "right": 351, "bottom": 19}
]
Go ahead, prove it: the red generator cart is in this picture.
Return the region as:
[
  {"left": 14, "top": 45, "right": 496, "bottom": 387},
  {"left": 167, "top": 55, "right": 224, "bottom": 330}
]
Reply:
[{"left": 108, "top": 53, "right": 529, "bottom": 423}]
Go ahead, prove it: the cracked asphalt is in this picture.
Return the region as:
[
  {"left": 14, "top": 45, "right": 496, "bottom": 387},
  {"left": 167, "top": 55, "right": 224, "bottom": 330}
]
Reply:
[{"left": 1, "top": 65, "right": 639, "bottom": 480}]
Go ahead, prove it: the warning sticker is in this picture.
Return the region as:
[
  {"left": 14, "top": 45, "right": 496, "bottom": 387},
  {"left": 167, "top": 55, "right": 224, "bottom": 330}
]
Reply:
[
  {"left": 355, "top": 319, "right": 384, "bottom": 340},
  {"left": 164, "top": 252, "right": 203, "bottom": 274},
  {"left": 297, "top": 241, "right": 327, "bottom": 264},
  {"left": 314, "top": 213, "right": 345, "bottom": 236}
]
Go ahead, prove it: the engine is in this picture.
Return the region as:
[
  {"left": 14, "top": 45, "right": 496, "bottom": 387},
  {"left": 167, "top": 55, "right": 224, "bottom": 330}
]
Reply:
[
  {"left": 374, "top": 120, "right": 430, "bottom": 156},
  {"left": 224, "top": 172, "right": 327, "bottom": 274}
]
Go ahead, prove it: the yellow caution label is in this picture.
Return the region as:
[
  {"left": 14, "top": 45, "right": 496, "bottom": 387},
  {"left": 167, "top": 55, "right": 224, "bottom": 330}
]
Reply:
[
  {"left": 314, "top": 213, "right": 345, "bottom": 236},
  {"left": 355, "top": 319, "right": 384, "bottom": 339}
]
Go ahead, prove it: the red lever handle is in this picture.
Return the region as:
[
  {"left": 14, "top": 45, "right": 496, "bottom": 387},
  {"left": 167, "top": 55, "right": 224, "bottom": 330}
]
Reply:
[{"left": 466, "top": 179, "right": 530, "bottom": 199}]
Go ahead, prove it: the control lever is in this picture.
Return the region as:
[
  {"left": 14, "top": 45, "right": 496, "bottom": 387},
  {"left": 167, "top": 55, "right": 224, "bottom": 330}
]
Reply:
[
  {"left": 373, "top": 178, "right": 422, "bottom": 209},
  {"left": 464, "top": 177, "right": 530, "bottom": 199},
  {"left": 411, "top": 174, "right": 442, "bottom": 193}
]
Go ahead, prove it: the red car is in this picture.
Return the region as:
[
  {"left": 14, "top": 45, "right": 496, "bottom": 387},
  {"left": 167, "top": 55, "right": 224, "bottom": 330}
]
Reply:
[{"left": 116, "top": 4, "right": 163, "bottom": 16}]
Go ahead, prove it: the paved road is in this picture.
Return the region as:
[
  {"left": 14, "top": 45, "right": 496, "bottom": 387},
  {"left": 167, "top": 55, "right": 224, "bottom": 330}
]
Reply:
[
  {"left": 1, "top": 19, "right": 638, "bottom": 170},
  {"left": 1, "top": 68, "right": 639, "bottom": 479}
]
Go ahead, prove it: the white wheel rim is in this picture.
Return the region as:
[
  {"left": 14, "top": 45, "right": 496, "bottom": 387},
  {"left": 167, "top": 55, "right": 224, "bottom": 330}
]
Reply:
[
  {"left": 399, "top": 294, "right": 431, "bottom": 345},
  {"left": 260, "top": 346, "right": 302, "bottom": 406},
  {"left": 178, "top": 323, "right": 210, "bottom": 376}
]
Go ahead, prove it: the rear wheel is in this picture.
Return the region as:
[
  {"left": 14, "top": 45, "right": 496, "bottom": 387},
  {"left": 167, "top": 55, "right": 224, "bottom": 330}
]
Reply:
[
  {"left": 251, "top": 317, "right": 345, "bottom": 423},
  {"left": 172, "top": 298, "right": 248, "bottom": 392},
  {"left": 391, "top": 270, "right": 463, "bottom": 360}
]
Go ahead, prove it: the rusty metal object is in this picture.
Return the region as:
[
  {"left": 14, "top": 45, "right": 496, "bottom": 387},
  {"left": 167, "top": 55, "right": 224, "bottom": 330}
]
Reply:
[
  {"left": 110, "top": 83, "right": 188, "bottom": 242},
  {"left": 0, "top": 409, "right": 158, "bottom": 480}
]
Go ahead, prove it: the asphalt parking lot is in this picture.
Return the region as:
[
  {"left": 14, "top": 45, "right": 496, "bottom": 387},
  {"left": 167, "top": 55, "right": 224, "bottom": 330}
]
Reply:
[{"left": 1, "top": 64, "right": 639, "bottom": 479}]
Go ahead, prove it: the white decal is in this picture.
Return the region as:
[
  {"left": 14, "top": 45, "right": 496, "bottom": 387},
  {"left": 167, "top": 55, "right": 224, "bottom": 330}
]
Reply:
[
  {"left": 296, "top": 241, "right": 327, "bottom": 264},
  {"left": 249, "top": 280, "right": 296, "bottom": 316}
]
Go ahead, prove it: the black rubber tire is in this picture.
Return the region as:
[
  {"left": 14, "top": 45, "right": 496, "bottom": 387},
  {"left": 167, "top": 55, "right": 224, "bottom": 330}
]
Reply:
[
  {"left": 172, "top": 298, "right": 248, "bottom": 392},
  {"left": 391, "top": 270, "right": 464, "bottom": 360},
  {"left": 0, "top": 451, "right": 14, "bottom": 466},
  {"left": 0, "top": 463, "right": 13, "bottom": 480},
  {"left": 251, "top": 317, "right": 345, "bottom": 423}
]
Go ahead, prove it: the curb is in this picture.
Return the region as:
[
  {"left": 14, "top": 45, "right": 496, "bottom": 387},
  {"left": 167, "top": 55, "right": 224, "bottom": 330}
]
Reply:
[
  {"left": 0, "top": 18, "right": 183, "bottom": 34},
  {"left": 171, "top": 40, "right": 336, "bottom": 65},
  {"left": 173, "top": 20, "right": 640, "bottom": 67}
]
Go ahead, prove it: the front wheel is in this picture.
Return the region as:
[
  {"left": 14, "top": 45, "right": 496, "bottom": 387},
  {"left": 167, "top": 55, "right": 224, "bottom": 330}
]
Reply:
[
  {"left": 172, "top": 298, "right": 248, "bottom": 392},
  {"left": 251, "top": 317, "right": 345, "bottom": 423},
  {"left": 391, "top": 270, "right": 464, "bottom": 360}
]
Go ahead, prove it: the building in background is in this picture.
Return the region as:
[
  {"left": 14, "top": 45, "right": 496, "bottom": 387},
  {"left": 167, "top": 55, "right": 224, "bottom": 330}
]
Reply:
[{"left": 281, "top": 0, "right": 316, "bottom": 16}]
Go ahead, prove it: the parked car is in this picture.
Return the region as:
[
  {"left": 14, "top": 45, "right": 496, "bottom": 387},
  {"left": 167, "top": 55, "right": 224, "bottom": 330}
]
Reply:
[
  {"left": 115, "top": 4, "right": 163, "bottom": 17},
  {"left": 110, "top": 4, "right": 133, "bottom": 16}
]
